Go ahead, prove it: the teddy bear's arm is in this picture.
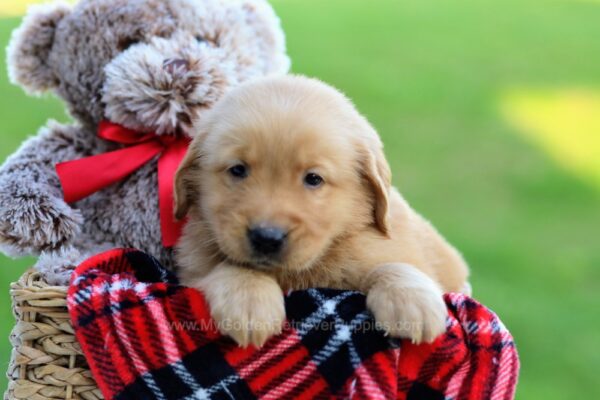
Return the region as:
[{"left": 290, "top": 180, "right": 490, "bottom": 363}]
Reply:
[{"left": 0, "top": 121, "right": 88, "bottom": 257}]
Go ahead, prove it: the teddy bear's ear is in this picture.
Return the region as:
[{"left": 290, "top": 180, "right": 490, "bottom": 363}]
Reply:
[
  {"left": 7, "top": 2, "right": 71, "bottom": 94},
  {"left": 241, "top": 0, "right": 291, "bottom": 75}
]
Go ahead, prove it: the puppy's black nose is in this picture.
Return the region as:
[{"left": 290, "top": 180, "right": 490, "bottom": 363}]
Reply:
[
  {"left": 163, "top": 58, "right": 189, "bottom": 74},
  {"left": 248, "top": 226, "right": 287, "bottom": 256}
]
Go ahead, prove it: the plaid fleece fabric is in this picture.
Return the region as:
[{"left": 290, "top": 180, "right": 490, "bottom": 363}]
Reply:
[{"left": 68, "top": 249, "right": 519, "bottom": 400}]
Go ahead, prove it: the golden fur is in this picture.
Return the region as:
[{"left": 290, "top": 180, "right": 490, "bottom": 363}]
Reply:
[{"left": 174, "top": 75, "right": 470, "bottom": 347}]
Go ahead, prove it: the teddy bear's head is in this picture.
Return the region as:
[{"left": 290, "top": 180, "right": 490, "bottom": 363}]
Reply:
[{"left": 8, "top": 0, "right": 290, "bottom": 136}]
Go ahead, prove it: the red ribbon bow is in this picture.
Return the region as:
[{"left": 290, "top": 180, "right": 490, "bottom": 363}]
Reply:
[{"left": 56, "top": 121, "right": 190, "bottom": 247}]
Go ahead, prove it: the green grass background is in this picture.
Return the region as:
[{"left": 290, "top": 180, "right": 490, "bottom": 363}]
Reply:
[{"left": 1, "top": 0, "right": 600, "bottom": 397}]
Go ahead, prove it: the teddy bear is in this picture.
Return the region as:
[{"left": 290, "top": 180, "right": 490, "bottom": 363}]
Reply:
[{"left": 0, "top": 0, "right": 290, "bottom": 285}]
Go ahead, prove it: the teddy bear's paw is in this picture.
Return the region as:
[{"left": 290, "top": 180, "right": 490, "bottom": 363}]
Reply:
[
  {"left": 36, "top": 242, "right": 117, "bottom": 285},
  {"left": 36, "top": 246, "right": 85, "bottom": 285},
  {"left": 0, "top": 193, "right": 83, "bottom": 255},
  {"left": 199, "top": 267, "right": 286, "bottom": 348},
  {"left": 366, "top": 264, "right": 448, "bottom": 344}
]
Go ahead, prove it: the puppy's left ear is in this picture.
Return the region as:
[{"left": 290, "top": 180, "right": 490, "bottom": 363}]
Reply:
[
  {"left": 358, "top": 136, "right": 392, "bottom": 236},
  {"left": 174, "top": 141, "right": 203, "bottom": 220}
]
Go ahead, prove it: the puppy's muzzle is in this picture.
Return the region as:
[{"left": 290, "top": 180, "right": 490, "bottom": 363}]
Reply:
[{"left": 247, "top": 225, "right": 288, "bottom": 258}]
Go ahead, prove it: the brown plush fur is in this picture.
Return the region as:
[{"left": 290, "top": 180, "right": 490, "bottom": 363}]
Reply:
[
  {"left": 175, "top": 76, "right": 471, "bottom": 347},
  {"left": 0, "top": 0, "right": 289, "bottom": 284}
]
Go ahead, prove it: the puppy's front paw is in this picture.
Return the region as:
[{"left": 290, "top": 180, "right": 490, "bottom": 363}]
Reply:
[
  {"left": 201, "top": 267, "right": 286, "bottom": 348},
  {"left": 211, "top": 288, "right": 286, "bottom": 348},
  {"left": 366, "top": 264, "right": 447, "bottom": 344}
]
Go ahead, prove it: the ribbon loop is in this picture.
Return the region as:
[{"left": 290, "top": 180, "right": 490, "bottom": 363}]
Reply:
[{"left": 56, "top": 121, "right": 190, "bottom": 247}]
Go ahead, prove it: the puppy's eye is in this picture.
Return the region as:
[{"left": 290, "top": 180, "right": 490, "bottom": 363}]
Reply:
[
  {"left": 195, "top": 35, "right": 207, "bottom": 44},
  {"left": 228, "top": 164, "right": 248, "bottom": 179},
  {"left": 304, "top": 173, "right": 324, "bottom": 188}
]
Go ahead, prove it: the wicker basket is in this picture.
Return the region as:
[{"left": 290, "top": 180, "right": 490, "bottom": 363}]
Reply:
[{"left": 5, "top": 270, "right": 102, "bottom": 400}]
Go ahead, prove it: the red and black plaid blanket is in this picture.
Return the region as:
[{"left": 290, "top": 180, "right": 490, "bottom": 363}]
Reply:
[{"left": 67, "top": 249, "right": 519, "bottom": 399}]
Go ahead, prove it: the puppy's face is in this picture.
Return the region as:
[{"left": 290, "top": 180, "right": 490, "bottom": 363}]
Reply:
[{"left": 175, "top": 76, "right": 391, "bottom": 273}]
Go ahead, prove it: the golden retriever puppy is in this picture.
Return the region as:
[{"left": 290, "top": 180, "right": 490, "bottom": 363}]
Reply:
[{"left": 174, "top": 75, "right": 470, "bottom": 348}]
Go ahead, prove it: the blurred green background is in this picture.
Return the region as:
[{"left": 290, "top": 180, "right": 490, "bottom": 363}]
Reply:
[{"left": 1, "top": 0, "right": 600, "bottom": 398}]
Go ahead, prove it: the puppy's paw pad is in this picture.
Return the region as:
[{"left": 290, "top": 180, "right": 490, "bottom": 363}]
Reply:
[{"left": 367, "top": 286, "right": 447, "bottom": 344}]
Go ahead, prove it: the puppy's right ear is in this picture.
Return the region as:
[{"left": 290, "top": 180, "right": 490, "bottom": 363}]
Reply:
[
  {"left": 174, "top": 144, "right": 202, "bottom": 220},
  {"left": 7, "top": 2, "right": 71, "bottom": 94},
  {"left": 357, "top": 130, "right": 392, "bottom": 236}
]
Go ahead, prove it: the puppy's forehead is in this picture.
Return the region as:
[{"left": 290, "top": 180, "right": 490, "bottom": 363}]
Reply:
[{"left": 204, "top": 78, "right": 361, "bottom": 167}]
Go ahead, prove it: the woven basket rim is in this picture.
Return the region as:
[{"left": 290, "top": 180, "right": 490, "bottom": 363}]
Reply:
[{"left": 5, "top": 269, "right": 103, "bottom": 400}]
